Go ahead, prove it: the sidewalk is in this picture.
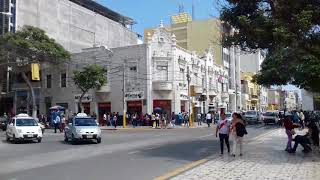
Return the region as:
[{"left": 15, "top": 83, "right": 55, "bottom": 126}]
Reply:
[
  {"left": 172, "top": 129, "right": 320, "bottom": 180},
  {"left": 100, "top": 124, "right": 208, "bottom": 130}
]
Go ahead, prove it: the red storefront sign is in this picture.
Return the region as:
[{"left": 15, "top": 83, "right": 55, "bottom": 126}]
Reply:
[{"left": 127, "top": 101, "right": 142, "bottom": 107}]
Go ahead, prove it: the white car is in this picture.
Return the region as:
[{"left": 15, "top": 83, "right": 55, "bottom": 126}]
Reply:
[
  {"left": 6, "top": 114, "right": 43, "bottom": 143},
  {"left": 64, "top": 113, "right": 102, "bottom": 144}
]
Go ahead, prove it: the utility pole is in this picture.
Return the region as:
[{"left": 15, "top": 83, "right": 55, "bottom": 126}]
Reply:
[
  {"left": 187, "top": 66, "right": 192, "bottom": 126},
  {"left": 122, "top": 64, "right": 126, "bottom": 128}
]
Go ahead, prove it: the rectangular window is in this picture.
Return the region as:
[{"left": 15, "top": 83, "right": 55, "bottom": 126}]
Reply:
[
  {"left": 156, "top": 65, "right": 168, "bottom": 81},
  {"left": 60, "top": 73, "right": 66, "bottom": 87},
  {"left": 46, "top": 74, "right": 52, "bottom": 88}
]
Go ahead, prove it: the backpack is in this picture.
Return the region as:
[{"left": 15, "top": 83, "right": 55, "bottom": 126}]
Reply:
[{"left": 236, "top": 123, "right": 248, "bottom": 137}]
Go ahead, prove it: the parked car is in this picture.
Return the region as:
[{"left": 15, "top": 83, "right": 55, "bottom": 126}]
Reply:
[
  {"left": 262, "top": 111, "right": 280, "bottom": 125},
  {"left": 244, "top": 110, "right": 260, "bottom": 124},
  {"left": 6, "top": 114, "right": 43, "bottom": 143},
  {"left": 225, "top": 112, "right": 233, "bottom": 122},
  {"left": 64, "top": 113, "right": 102, "bottom": 144}
]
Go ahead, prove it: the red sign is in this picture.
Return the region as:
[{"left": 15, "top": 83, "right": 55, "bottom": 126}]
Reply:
[{"left": 127, "top": 101, "right": 142, "bottom": 107}]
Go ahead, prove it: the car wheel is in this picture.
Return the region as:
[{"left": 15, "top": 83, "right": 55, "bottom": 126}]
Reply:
[
  {"left": 37, "top": 138, "right": 42, "bottom": 143},
  {"left": 96, "top": 137, "right": 101, "bottom": 144},
  {"left": 64, "top": 133, "right": 68, "bottom": 142}
]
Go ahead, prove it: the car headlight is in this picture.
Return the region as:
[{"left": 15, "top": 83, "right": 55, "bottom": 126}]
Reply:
[{"left": 16, "top": 129, "right": 22, "bottom": 133}]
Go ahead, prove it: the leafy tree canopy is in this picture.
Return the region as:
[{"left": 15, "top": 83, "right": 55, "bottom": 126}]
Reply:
[
  {"left": 73, "top": 65, "right": 107, "bottom": 95},
  {"left": 221, "top": 0, "right": 320, "bottom": 92},
  {"left": 0, "top": 25, "right": 70, "bottom": 65}
]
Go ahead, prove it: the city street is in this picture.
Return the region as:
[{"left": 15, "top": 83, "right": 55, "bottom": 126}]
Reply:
[{"left": 0, "top": 124, "right": 277, "bottom": 180}]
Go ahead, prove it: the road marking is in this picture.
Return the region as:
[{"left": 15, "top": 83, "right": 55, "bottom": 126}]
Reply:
[
  {"left": 154, "top": 158, "right": 209, "bottom": 180},
  {"left": 128, "top": 151, "right": 140, "bottom": 155},
  {"left": 145, "top": 146, "right": 158, "bottom": 150},
  {"left": 247, "top": 128, "right": 280, "bottom": 144},
  {"left": 197, "top": 134, "right": 213, "bottom": 139}
]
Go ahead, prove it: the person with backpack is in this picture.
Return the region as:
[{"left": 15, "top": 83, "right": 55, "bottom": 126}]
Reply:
[
  {"left": 216, "top": 113, "right": 231, "bottom": 155},
  {"left": 231, "top": 113, "right": 247, "bottom": 157}
]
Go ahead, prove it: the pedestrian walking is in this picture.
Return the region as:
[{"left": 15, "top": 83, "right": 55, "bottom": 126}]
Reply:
[
  {"left": 60, "top": 115, "right": 66, "bottom": 132},
  {"left": 206, "top": 112, "right": 212, "bottom": 127},
  {"left": 231, "top": 113, "right": 247, "bottom": 157},
  {"left": 155, "top": 113, "right": 160, "bottom": 128},
  {"left": 53, "top": 115, "right": 61, "bottom": 133},
  {"left": 103, "top": 113, "right": 107, "bottom": 126},
  {"left": 171, "top": 112, "right": 176, "bottom": 128},
  {"left": 132, "top": 113, "right": 137, "bottom": 128},
  {"left": 112, "top": 114, "right": 117, "bottom": 129},
  {"left": 197, "top": 113, "right": 202, "bottom": 126},
  {"left": 184, "top": 112, "right": 190, "bottom": 128},
  {"left": 216, "top": 113, "right": 231, "bottom": 155}
]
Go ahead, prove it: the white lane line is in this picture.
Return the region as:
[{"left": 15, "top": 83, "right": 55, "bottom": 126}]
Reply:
[
  {"left": 128, "top": 151, "right": 140, "bottom": 155},
  {"left": 197, "top": 134, "right": 213, "bottom": 139},
  {"left": 145, "top": 146, "right": 158, "bottom": 150}
]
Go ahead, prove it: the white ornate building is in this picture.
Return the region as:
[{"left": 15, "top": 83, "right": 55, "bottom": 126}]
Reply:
[{"left": 39, "top": 22, "right": 229, "bottom": 122}]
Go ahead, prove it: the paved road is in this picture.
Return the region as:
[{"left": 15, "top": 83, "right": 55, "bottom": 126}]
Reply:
[{"left": 0, "top": 124, "right": 279, "bottom": 180}]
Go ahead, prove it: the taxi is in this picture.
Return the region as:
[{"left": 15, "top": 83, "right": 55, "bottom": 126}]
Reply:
[{"left": 6, "top": 114, "right": 43, "bottom": 143}]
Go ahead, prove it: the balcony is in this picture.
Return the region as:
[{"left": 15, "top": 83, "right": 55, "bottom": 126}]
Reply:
[
  {"left": 251, "top": 94, "right": 259, "bottom": 102},
  {"left": 96, "top": 84, "right": 111, "bottom": 93},
  {"left": 11, "top": 82, "right": 41, "bottom": 90},
  {"left": 153, "top": 81, "right": 173, "bottom": 91}
]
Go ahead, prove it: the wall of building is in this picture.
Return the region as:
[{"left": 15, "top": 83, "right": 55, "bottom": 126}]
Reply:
[
  {"left": 16, "top": 0, "right": 137, "bottom": 53},
  {"left": 301, "top": 89, "right": 314, "bottom": 111}
]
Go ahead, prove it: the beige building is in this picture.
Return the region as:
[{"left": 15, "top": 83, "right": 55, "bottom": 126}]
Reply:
[{"left": 241, "top": 72, "right": 259, "bottom": 111}]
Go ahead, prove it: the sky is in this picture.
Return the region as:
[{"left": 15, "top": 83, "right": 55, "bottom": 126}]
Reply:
[{"left": 97, "top": 0, "right": 222, "bottom": 36}]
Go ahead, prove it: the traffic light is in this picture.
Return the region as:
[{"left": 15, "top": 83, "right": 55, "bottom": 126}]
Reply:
[{"left": 31, "top": 63, "right": 40, "bottom": 81}]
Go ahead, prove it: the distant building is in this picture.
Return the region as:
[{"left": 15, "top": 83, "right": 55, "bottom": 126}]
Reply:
[
  {"left": 268, "top": 89, "right": 280, "bottom": 110},
  {"left": 301, "top": 89, "right": 314, "bottom": 111},
  {"left": 0, "top": 0, "right": 138, "bottom": 115},
  {"left": 241, "top": 72, "right": 260, "bottom": 111}
]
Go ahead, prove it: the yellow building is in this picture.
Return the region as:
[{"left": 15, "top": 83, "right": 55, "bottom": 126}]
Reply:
[
  {"left": 241, "top": 72, "right": 260, "bottom": 111},
  {"left": 144, "top": 14, "right": 223, "bottom": 65}
]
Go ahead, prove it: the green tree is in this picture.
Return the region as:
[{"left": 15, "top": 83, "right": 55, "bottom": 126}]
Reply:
[
  {"left": 73, "top": 65, "right": 107, "bottom": 113},
  {"left": 220, "top": 0, "right": 320, "bottom": 92},
  {"left": 0, "top": 26, "right": 70, "bottom": 118}
]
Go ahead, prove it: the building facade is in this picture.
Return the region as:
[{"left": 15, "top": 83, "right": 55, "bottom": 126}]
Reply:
[
  {"left": 268, "top": 89, "right": 280, "bottom": 110},
  {"left": 241, "top": 72, "right": 259, "bottom": 111},
  {"left": 37, "top": 23, "right": 229, "bottom": 122},
  {"left": 0, "top": 0, "right": 138, "bottom": 115},
  {"left": 145, "top": 14, "right": 241, "bottom": 112}
]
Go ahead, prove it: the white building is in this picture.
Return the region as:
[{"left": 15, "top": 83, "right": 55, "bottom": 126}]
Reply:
[{"left": 40, "top": 23, "right": 229, "bottom": 122}]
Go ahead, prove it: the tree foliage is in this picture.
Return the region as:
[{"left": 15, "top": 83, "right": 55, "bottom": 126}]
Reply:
[
  {"left": 221, "top": 0, "right": 320, "bottom": 92},
  {"left": 73, "top": 65, "right": 107, "bottom": 112},
  {"left": 0, "top": 26, "right": 70, "bottom": 117}
]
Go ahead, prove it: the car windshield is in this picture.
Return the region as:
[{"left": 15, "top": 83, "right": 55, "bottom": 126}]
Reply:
[
  {"left": 16, "top": 119, "right": 38, "bottom": 126},
  {"left": 264, "top": 112, "right": 277, "bottom": 116},
  {"left": 246, "top": 111, "right": 257, "bottom": 115},
  {"left": 74, "top": 118, "right": 97, "bottom": 126}
]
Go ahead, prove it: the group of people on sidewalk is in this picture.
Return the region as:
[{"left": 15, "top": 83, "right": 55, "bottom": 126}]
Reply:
[{"left": 215, "top": 112, "right": 248, "bottom": 156}]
